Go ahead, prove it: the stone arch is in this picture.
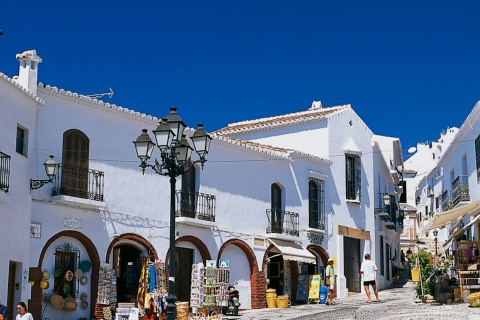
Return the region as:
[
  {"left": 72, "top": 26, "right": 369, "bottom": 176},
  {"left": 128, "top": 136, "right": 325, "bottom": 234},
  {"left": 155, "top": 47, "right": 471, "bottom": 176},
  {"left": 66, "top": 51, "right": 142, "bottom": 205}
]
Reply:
[
  {"left": 105, "top": 233, "right": 158, "bottom": 263},
  {"left": 167, "top": 235, "right": 212, "bottom": 265},
  {"left": 307, "top": 244, "right": 329, "bottom": 266},
  {"left": 161, "top": 235, "right": 212, "bottom": 297},
  {"left": 29, "top": 230, "right": 100, "bottom": 320},
  {"left": 218, "top": 239, "right": 266, "bottom": 309}
]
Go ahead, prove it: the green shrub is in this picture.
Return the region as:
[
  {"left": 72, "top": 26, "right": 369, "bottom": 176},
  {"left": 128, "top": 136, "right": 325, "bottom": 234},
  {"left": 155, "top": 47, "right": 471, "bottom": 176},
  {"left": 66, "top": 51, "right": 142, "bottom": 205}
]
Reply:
[{"left": 410, "top": 251, "right": 434, "bottom": 298}]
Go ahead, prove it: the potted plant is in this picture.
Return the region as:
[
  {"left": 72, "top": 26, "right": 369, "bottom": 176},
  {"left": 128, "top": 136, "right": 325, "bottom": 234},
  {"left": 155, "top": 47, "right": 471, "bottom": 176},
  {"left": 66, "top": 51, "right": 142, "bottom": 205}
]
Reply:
[{"left": 459, "top": 184, "right": 469, "bottom": 194}]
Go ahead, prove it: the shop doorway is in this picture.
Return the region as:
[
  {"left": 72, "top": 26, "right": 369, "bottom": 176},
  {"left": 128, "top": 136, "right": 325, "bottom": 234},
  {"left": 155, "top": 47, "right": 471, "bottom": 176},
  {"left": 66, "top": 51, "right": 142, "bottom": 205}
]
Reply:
[
  {"left": 175, "top": 247, "right": 193, "bottom": 302},
  {"left": 267, "top": 254, "right": 284, "bottom": 295},
  {"left": 115, "top": 245, "right": 142, "bottom": 303},
  {"left": 344, "top": 237, "right": 361, "bottom": 293},
  {"left": 7, "top": 261, "right": 16, "bottom": 320}
]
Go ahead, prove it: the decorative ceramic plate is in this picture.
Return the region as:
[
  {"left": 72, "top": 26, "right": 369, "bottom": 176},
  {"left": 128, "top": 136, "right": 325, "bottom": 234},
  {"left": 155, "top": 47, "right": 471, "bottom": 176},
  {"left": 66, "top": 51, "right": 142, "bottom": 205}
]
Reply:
[
  {"left": 42, "top": 293, "right": 49, "bottom": 303},
  {"left": 63, "top": 284, "right": 70, "bottom": 293},
  {"left": 80, "top": 293, "right": 88, "bottom": 301},
  {"left": 81, "top": 301, "right": 88, "bottom": 309},
  {"left": 42, "top": 270, "right": 50, "bottom": 280},
  {"left": 65, "top": 270, "right": 73, "bottom": 282},
  {"left": 80, "top": 260, "right": 92, "bottom": 273},
  {"left": 75, "top": 268, "right": 83, "bottom": 277},
  {"left": 54, "top": 268, "right": 62, "bottom": 278},
  {"left": 80, "top": 275, "right": 88, "bottom": 285}
]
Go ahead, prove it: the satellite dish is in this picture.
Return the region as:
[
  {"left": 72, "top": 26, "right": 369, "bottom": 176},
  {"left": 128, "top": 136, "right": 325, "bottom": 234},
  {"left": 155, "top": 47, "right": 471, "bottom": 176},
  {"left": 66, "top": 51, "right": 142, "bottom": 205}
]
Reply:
[{"left": 408, "top": 147, "right": 417, "bottom": 154}]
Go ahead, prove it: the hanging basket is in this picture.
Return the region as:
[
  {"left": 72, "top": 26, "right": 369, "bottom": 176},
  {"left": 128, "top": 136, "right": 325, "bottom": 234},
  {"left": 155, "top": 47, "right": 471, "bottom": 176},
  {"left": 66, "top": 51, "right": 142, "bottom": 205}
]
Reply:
[
  {"left": 176, "top": 310, "right": 188, "bottom": 320},
  {"left": 51, "top": 293, "right": 65, "bottom": 310},
  {"left": 275, "top": 295, "right": 291, "bottom": 308},
  {"left": 63, "top": 294, "right": 77, "bottom": 312}
]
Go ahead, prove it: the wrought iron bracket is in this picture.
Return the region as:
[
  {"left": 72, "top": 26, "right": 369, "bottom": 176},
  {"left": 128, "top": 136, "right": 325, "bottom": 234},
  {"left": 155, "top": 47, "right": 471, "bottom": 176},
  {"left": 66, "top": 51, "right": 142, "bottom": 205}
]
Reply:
[{"left": 30, "top": 179, "right": 52, "bottom": 191}]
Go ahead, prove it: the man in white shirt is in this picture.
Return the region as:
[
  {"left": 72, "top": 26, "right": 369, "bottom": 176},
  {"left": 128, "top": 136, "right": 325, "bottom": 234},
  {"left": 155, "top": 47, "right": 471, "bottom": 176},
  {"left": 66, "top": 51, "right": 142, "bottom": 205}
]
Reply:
[{"left": 359, "top": 253, "right": 380, "bottom": 303}]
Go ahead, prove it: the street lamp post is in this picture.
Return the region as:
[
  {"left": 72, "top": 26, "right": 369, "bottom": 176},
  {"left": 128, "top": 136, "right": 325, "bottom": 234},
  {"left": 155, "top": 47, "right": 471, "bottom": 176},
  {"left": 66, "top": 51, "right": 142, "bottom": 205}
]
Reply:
[
  {"left": 433, "top": 229, "right": 438, "bottom": 257},
  {"left": 133, "top": 107, "right": 211, "bottom": 320}
]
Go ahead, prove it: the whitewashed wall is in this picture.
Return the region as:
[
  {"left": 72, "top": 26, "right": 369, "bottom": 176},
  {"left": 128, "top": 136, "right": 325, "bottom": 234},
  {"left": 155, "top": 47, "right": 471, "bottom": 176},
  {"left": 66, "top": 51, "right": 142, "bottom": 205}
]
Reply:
[{"left": 0, "top": 76, "right": 42, "bottom": 305}]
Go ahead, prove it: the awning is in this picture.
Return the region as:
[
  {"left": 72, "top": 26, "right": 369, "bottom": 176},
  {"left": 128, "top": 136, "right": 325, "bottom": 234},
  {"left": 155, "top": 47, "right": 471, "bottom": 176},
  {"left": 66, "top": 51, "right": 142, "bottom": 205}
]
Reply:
[
  {"left": 454, "top": 213, "right": 480, "bottom": 238},
  {"left": 267, "top": 239, "right": 317, "bottom": 264},
  {"left": 428, "top": 198, "right": 480, "bottom": 230}
]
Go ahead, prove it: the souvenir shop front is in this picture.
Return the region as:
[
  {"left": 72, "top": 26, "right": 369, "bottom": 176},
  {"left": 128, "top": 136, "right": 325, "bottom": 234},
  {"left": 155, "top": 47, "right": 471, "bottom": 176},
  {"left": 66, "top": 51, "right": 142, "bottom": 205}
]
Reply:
[{"left": 264, "top": 240, "right": 322, "bottom": 303}]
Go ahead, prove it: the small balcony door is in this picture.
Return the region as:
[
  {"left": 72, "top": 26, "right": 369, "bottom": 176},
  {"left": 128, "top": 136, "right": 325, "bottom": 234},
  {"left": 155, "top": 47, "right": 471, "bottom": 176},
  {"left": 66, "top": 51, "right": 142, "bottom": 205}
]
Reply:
[
  {"left": 271, "top": 183, "right": 282, "bottom": 233},
  {"left": 181, "top": 166, "right": 196, "bottom": 218},
  {"left": 62, "top": 129, "right": 89, "bottom": 198}
]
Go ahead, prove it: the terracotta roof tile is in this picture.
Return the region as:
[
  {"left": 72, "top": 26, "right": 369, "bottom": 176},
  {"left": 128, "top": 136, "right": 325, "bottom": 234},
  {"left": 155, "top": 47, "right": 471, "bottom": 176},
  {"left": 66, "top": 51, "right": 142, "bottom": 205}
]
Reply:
[
  {"left": 212, "top": 134, "right": 332, "bottom": 165},
  {"left": 0, "top": 72, "right": 44, "bottom": 105},
  {"left": 215, "top": 104, "right": 349, "bottom": 135}
]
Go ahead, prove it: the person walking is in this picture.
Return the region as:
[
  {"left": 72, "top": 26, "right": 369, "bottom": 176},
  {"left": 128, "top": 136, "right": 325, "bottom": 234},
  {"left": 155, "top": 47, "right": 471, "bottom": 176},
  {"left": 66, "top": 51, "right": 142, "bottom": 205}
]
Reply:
[
  {"left": 360, "top": 253, "right": 380, "bottom": 303},
  {"left": 15, "top": 302, "right": 33, "bottom": 320},
  {"left": 325, "top": 257, "right": 336, "bottom": 305},
  {"left": 0, "top": 298, "right": 7, "bottom": 320}
]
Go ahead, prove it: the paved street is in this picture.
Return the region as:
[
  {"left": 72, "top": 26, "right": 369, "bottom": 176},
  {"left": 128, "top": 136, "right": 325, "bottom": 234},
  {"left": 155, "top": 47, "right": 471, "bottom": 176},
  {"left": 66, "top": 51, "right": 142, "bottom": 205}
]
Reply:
[{"left": 225, "top": 280, "right": 480, "bottom": 320}]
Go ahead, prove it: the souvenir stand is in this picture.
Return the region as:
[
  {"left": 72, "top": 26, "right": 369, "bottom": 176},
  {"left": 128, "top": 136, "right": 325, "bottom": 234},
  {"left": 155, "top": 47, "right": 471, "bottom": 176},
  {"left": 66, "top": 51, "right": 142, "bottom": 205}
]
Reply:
[
  {"left": 189, "top": 261, "right": 228, "bottom": 319},
  {"left": 97, "top": 263, "right": 117, "bottom": 320},
  {"left": 456, "top": 241, "right": 480, "bottom": 302},
  {"left": 110, "top": 259, "right": 167, "bottom": 320}
]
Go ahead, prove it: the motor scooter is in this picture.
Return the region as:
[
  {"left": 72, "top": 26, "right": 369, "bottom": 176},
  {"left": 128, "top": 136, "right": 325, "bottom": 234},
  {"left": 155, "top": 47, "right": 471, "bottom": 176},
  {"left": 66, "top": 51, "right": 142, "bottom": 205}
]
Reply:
[{"left": 222, "top": 282, "right": 240, "bottom": 316}]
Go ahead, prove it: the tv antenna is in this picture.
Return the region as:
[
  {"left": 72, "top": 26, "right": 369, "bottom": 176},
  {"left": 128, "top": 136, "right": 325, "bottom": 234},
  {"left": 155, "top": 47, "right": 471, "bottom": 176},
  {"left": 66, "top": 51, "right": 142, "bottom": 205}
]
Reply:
[{"left": 86, "top": 87, "right": 114, "bottom": 99}]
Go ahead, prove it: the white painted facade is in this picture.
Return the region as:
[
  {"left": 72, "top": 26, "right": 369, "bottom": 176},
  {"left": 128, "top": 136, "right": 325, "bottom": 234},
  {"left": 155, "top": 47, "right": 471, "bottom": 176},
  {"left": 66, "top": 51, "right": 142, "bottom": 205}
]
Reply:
[
  {"left": 1, "top": 50, "right": 403, "bottom": 320},
  {"left": 215, "top": 102, "right": 404, "bottom": 296}
]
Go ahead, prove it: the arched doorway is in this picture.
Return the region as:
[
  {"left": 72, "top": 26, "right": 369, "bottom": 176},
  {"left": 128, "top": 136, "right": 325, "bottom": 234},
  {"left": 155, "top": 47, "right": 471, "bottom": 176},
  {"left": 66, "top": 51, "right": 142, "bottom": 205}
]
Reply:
[
  {"left": 114, "top": 244, "right": 144, "bottom": 303},
  {"left": 106, "top": 234, "right": 158, "bottom": 307}
]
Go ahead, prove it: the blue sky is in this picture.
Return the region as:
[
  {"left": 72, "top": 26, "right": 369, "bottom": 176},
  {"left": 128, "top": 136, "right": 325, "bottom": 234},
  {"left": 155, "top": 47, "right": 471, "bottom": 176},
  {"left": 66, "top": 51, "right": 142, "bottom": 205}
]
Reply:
[{"left": 1, "top": 1, "right": 480, "bottom": 158}]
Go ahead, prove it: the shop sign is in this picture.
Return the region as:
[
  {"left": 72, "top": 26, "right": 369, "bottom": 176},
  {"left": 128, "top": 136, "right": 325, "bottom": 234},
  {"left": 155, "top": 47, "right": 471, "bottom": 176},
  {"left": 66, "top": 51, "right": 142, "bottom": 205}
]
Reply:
[{"left": 403, "top": 218, "right": 414, "bottom": 228}]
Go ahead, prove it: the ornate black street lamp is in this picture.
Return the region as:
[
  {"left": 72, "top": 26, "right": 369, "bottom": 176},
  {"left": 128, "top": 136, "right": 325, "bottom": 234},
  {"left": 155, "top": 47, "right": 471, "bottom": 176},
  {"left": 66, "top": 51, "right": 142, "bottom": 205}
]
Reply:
[
  {"left": 433, "top": 229, "right": 438, "bottom": 256},
  {"left": 30, "top": 155, "right": 58, "bottom": 190},
  {"left": 133, "top": 107, "right": 211, "bottom": 320}
]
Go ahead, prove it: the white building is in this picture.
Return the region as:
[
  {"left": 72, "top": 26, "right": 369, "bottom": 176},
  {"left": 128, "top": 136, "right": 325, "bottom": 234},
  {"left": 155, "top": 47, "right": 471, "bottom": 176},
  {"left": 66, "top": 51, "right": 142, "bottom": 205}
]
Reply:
[
  {"left": 0, "top": 50, "right": 44, "bottom": 315},
  {"left": 0, "top": 50, "right": 402, "bottom": 320},
  {"left": 422, "top": 102, "right": 480, "bottom": 253},
  {"left": 215, "top": 102, "right": 404, "bottom": 294}
]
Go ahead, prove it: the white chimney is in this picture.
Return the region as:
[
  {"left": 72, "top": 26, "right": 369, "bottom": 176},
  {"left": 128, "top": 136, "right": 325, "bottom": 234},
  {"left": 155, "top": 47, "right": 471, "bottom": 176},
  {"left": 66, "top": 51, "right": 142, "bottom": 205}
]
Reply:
[
  {"left": 309, "top": 100, "right": 322, "bottom": 110},
  {"left": 15, "top": 50, "right": 42, "bottom": 96}
]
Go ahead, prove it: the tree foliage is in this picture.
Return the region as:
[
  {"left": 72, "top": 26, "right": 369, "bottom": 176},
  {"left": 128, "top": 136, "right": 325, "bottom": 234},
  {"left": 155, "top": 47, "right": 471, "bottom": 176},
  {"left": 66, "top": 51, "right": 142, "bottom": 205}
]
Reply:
[{"left": 409, "top": 250, "right": 434, "bottom": 297}]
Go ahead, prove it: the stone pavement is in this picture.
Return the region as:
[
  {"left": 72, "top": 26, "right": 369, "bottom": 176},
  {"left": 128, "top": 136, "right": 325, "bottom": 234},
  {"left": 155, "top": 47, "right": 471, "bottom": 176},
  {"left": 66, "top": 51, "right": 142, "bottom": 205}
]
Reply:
[{"left": 224, "top": 280, "right": 480, "bottom": 320}]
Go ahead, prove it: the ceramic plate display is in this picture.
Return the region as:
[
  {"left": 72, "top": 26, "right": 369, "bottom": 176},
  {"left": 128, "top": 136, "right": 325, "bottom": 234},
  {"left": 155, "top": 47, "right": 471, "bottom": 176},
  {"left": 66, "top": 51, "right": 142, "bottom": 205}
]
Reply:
[
  {"left": 80, "top": 293, "right": 88, "bottom": 301},
  {"left": 42, "top": 270, "right": 50, "bottom": 280},
  {"left": 65, "top": 270, "right": 73, "bottom": 282},
  {"left": 81, "top": 301, "right": 88, "bottom": 309},
  {"left": 75, "top": 268, "right": 83, "bottom": 277},
  {"left": 54, "top": 268, "right": 62, "bottom": 278},
  {"left": 80, "top": 275, "right": 88, "bottom": 285},
  {"left": 80, "top": 260, "right": 92, "bottom": 273},
  {"left": 42, "top": 293, "right": 49, "bottom": 303}
]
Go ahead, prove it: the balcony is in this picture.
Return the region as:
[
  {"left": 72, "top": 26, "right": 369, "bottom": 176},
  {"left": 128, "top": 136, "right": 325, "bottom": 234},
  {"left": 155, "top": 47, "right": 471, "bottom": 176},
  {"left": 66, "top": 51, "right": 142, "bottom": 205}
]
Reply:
[
  {"left": 266, "top": 209, "right": 299, "bottom": 237},
  {"left": 452, "top": 175, "right": 470, "bottom": 207},
  {"left": 175, "top": 190, "right": 216, "bottom": 222},
  {"left": 51, "top": 163, "right": 105, "bottom": 203},
  {"left": 0, "top": 151, "right": 11, "bottom": 193},
  {"left": 441, "top": 189, "right": 450, "bottom": 211}
]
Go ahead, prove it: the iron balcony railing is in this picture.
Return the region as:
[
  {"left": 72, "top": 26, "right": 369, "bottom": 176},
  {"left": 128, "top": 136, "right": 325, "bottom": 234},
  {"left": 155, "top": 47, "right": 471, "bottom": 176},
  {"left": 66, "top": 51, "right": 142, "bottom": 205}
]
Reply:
[
  {"left": 452, "top": 175, "right": 470, "bottom": 207},
  {"left": 374, "top": 193, "right": 398, "bottom": 226},
  {"left": 441, "top": 189, "right": 450, "bottom": 211},
  {"left": 0, "top": 151, "right": 11, "bottom": 193},
  {"left": 175, "top": 190, "right": 216, "bottom": 222},
  {"left": 266, "top": 209, "right": 299, "bottom": 236},
  {"left": 51, "top": 164, "right": 105, "bottom": 201}
]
